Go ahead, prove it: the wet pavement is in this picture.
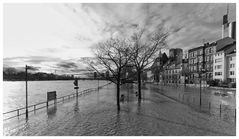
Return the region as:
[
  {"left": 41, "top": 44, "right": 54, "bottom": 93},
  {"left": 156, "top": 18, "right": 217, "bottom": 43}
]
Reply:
[
  {"left": 148, "top": 83, "right": 236, "bottom": 123},
  {"left": 3, "top": 83, "right": 236, "bottom": 136}
]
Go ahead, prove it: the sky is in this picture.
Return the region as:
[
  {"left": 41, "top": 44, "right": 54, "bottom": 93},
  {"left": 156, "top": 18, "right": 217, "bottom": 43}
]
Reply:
[{"left": 3, "top": 3, "right": 236, "bottom": 75}]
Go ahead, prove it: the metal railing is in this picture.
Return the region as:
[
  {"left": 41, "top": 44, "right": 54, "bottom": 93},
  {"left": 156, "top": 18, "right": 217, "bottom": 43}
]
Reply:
[{"left": 3, "top": 83, "right": 111, "bottom": 121}]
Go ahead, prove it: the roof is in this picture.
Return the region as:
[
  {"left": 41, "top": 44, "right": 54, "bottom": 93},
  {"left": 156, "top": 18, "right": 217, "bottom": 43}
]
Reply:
[
  {"left": 224, "top": 43, "right": 236, "bottom": 55},
  {"left": 216, "top": 37, "right": 235, "bottom": 52},
  {"left": 188, "top": 45, "right": 204, "bottom": 52}
]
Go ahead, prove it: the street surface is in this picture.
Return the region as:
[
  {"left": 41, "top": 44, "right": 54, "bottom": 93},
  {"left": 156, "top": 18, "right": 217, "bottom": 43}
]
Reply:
[{"left": 3, "top": 83, "right": 236, "bottom": 136}]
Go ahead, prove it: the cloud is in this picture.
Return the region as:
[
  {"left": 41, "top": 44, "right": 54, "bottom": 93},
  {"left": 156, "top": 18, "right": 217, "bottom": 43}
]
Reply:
[
  {"left": 4, "top": 56, "right": 61, "bottom": 66},
  {"left": 56, "top": 61, "right": 78, "bottom": 69},
  {"left": 4, "top": 3, "right": 236, "bottom": 74}
]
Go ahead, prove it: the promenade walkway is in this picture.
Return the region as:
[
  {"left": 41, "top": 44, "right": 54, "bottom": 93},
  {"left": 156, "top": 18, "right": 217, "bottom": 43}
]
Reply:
[{"left": 3, "top": 83, "right": 236, "bottom": 136}]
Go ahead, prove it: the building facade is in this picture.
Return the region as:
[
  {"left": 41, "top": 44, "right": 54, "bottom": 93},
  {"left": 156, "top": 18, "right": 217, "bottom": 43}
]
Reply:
[
  {"left": 162, "top": 61, "right": 182, "bottom": 85},
  {"left": 213, "top": 38, "right": 236, "bottom": 83},
  {"left": 188, "top": 46, "right": 204, "bottom": 84},
  {"left": 226, "top": 52, "right": 236, "bottom": 83},
  {"left": 204, "top": 42, "right": 217, "bottom": 82}
]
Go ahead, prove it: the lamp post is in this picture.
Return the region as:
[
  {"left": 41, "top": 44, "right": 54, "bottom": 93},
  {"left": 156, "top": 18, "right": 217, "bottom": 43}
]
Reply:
[
  {"left": 199, "top": 68, "right": 205, "bottom": 107},
  {"left": 25, "top": 65, "right": 28, "bottom": 119}
]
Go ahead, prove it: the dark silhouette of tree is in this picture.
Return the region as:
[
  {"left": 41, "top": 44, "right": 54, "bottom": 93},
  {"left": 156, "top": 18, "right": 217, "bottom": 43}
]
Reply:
[
  {"left": 130, "top": 27, "right": 168, "bottom": 100},
  {"left": 82, "top": 38, "right": 132, "bottom": 111}
]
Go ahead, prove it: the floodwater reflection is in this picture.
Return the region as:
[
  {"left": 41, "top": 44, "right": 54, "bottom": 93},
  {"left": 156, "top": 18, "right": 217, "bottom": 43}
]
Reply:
[{"left": 47, "top": 105, "right": 57, "bottom": 119}]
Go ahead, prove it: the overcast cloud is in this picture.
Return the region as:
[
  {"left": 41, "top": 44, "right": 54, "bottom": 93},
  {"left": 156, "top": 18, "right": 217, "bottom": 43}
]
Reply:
[{"left": 3, "top": 3, "right": 236, "bottom": 75}]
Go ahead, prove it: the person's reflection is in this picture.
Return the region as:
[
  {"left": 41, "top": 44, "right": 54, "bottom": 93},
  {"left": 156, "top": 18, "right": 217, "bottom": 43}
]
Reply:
[
  {"left": 47, "top": 104, "right": 57, "bottom": 119},
  {"left": 74, "top": 98, "right": 79, "bottom": 113},
  {"left": 137, "top": 99, "right": 142, "bottom": 114}
]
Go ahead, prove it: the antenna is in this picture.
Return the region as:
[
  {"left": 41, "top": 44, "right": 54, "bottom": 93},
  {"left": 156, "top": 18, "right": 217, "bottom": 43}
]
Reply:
[{"left": 227, "top": 4, "right": 229, "bottom": 16}]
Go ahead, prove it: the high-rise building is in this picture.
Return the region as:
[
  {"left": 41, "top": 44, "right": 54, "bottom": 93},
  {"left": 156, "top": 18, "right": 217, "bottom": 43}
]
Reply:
[{"left": 221, "top": 6, "right": 236, "bottom": 39}]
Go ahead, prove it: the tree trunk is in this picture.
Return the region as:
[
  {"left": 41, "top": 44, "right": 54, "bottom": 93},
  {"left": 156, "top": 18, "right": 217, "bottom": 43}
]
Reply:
[
  {"left": 116, "top": 78, "right": 120, "bottom": 111},
  {"left": 137, "top": 70, "right": 142, "bottom": 100}
]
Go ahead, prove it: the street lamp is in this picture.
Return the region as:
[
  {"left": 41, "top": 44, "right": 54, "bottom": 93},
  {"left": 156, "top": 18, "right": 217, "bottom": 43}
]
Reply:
[{"left": 25, "top": 65, "right": 28, "bottom": 119}]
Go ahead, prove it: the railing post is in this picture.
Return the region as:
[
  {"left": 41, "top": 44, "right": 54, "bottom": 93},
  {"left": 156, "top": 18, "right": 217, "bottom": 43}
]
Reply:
[
  {"left": 47, "top": 101, "right": 49, "bottom": 108},
  {"left": 209, "top": 102, "right": 211, "bottom": 110},
  {"left": 34, "top": 105, "right": 36, "bottom": 112},
  {"left": 220, "top": 104, "right": 222, "bottom": 116},
  {"left": 17, "top": 109, "right": 19, "bottom": 116},
  {"left": 63, "top": 97, "right": 64, "bottom": 102}
]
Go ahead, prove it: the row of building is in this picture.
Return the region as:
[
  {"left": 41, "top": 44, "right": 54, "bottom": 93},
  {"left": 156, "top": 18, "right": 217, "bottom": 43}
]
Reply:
[{"left": 145, "top": 11, "right": 236, "bottom": 86}]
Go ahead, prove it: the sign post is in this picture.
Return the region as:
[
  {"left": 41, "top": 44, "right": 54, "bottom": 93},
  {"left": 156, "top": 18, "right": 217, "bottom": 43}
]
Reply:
[{"left": 74, "top": 79, "right": 79, "bottom": 97}]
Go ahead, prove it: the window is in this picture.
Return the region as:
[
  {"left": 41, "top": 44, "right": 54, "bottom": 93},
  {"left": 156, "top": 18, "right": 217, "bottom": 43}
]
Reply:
[
  {"left": 230, "top": 64, "right": 235, "bottom": 68},
  {"left": 198, "top": 56, "right": 203, "bottom": 62},
  {"left": 209, "top": 48, "right": 212, "bottom": 53},
  {"left": 215, "top": 65, "right": 222, "bottom": 69},
  {"left": 206, "top": 49, "right": 209, "bottom": 54},
  {"left": 194, "top": 51, "right": 197, "bottom": 57},
  {"left": 198, "top": 50, "right": 201, "bottom": 55},
  {"left": 230, "top": 71, "right": 235, "bottom": 75},
  {"left": 215, "top": 72, "right": 222, "bottom": 76},
  {"left": 215, "top": 58, "right": 222, "bottom": 63},
  {"left": 194, "top": 58, "right": 197, "bottom": 64},
  {"left": 198, "top": 65, "right": 201, "bottom": 71}
]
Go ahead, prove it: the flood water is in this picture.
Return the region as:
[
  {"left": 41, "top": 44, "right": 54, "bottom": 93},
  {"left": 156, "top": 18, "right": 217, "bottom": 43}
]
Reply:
[{"left": 3, "top": 80, "right": 108, "bottom": 112}]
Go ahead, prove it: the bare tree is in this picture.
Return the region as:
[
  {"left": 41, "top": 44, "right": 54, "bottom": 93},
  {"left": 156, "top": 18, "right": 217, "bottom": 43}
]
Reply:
[
  {"left": 130, "top": 27, "right": 168, "bottom": 100},
  {"left": 82, "top": 38, "right": 132, "bottom": 111}
]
